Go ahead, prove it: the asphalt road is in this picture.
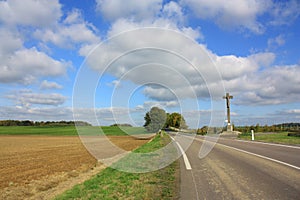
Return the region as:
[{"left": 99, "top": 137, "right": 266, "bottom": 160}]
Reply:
[{"left": 171, "top": 133, "right": 300, "bottom": 200}]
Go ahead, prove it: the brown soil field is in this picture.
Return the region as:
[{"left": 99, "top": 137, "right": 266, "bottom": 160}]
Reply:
[{"left": 0, "top": 135, "right": 149, "bottom": 200}]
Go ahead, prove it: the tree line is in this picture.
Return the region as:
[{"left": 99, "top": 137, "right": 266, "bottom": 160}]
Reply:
[
  {"left": 196, "top": 122, "right": 300, "bottom": 135},
  {"left": 143, "top": 107, "right": 188, "bottom": 132},
  {"left": 0, "top": 120, "right": 92, "bottom": 126},
  {"left": 233, "top": 123, "right": 300, "bottom": 133}
]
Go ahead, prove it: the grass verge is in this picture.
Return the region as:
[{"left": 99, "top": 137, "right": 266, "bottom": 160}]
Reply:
[
  {"left": 55, "top": 133, "right": 179, "bottom": 200},
  {"left": 238, "top": 132, "right": 300, "bottom": 145}
]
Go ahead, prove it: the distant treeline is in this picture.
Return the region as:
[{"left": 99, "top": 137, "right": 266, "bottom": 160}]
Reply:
[
  {"left": 195, "top": 122, "right": 300, "bottom": 135},
  {"left": 234, "top": 123, "right": 300, "bottom": 133},
  {"left": 110, "top": 123, "right": 132, "bottom": 127},
  {"left": 0, "top": 120, "right": 92, "bottom": 126}
]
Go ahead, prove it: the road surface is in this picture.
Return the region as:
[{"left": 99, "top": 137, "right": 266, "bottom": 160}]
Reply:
[{"left": 170, "top": 133, "right": 300, "bottom": 200}]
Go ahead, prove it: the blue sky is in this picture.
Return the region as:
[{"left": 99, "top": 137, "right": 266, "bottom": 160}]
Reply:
[{"left": 0, "top": 0, "right": 299, "bottom": 128}]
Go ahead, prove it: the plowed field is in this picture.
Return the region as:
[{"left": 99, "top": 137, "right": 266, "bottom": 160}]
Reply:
[{"left": 0, "top": 135, "right": 149, "bottom": 199}]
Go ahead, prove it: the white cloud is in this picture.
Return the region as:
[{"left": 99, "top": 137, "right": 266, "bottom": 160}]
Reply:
[
  {"left": 143, "top": 86, "right": 176, "bottom": 101},
  {"left": 95, "top": 0, "right": 203, "bottom": 42},
  {"left": 111, "top": 80, "right": 121, "bottom": 88},
  {"left": 269, "top": 0, "right": 300, "bottom": 26},
  {"left": 0, "top": 0, "right": 62, "bottom": 27},
  {"left": 181, "top": 27, "right": 204, "bottom": 41},
  {"left": 0, "top": 1, "right": 77, "bottom": 85},
  {"left": 0, "top": 28, "right": 23, "bottom": 57},
  {"left": 96, "top": 0, "right": 162, "bottom": 22},
  {"left": 233, "top": 64, "right": 300, "bottom": 105},
  {"left": 248, "top": 52, "right": 276, "bottom": 67},
  {"left": 280, "top": 109, "right": 300, "bottom": 115},
  {"left": 142, "top": 101, "right": 179, "bottom": 109},
  {"left": 82, "top": 27, "right": 300, "bottom": 106},
  {"left": 0, "top": 47, "right": 69, "bottom": 84},
  {"left": 215, "top": 54, "right": 258, "bottom": 81},
  {"left": 267, "top": 35, "right": 285, "bottom": 50},
  {"left": 63, "top": 9, "right": 84, "bottom": 24},
  {"left": 40, "top": 80, "right": 63, "bottom": 90},
  {"left": 5, "top": 90, "right": 67, "bottom": 107},
  {"left": 0, "top": 105, "right": 142, "bottom": 125},
  {"left": 181, "top": 0, "right": 272, "bottom": 34},
  {"left": 162, "top": 1, "right": 185, "bottom": 25},
  {"left": 84, "top": 28, "right": 279, "bottom": 101},
  {"left": 34, "top": 9, "right": 100, "bottom": 49}
]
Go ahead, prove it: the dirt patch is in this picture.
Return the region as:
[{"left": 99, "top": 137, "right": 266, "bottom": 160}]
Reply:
[{"left": 0, "top": 135, "right": 149, "bottom": 199}]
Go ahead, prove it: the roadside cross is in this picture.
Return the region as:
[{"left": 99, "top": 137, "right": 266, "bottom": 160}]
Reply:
[{"left": 223, "top": 93, "right": 233, "bottom": 131}]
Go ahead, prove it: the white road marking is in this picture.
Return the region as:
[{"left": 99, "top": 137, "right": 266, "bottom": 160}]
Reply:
[
  {"left": 171, "top": 137, "right": 192, "bottom": 170},
  {"left": 194, "top": 138, "right": 300, "bottom": 170},
  {"left": 233, "top": 139, "right": 300, "bottom": 149},
  {"left": 200, "top": 135, "right": 300, "bottom": 149}
]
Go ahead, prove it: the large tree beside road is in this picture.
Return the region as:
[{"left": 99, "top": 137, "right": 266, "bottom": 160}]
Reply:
[
  {"left": 144, "top": 107, "right": 188, "bottom": 132},
  {"left": 144, "top": 107, "right": 167, "bottom": 132},
  {"left": 166, "top": 112, "right": 188, "bottom": 129}
]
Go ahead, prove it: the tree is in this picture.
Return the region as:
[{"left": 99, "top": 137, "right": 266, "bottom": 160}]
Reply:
[
  {"left": 197, "top": 126, "right": 208, "bottom": 135},
  {"left": 144, "top": 107, "right": 167, "bottom": 132},
  {"left": 166, "top": 112, "right": 188, "bottom": 129},
  {"left": 255, "top": 123, "right": 260, "bottom": 132}
]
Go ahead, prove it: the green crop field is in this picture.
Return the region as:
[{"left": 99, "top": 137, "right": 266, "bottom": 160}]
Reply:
[
  {"left": 238, "top": 132, "right": 300, "bottom": 145},
  {"left": 0, "top": 126, "right": 78, "bottom": 136},
  {"left": 0, "top": 126, "right": 150, "bottom": 136}
]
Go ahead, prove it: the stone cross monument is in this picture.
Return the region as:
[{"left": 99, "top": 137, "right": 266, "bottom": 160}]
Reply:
[{"left": 223, "top": 93, "right": 233, "bottom": 131}]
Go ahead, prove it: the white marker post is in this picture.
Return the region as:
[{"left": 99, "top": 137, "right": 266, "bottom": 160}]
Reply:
[{"left": 251, "top": 130, "right": 254, "bottom": 141}]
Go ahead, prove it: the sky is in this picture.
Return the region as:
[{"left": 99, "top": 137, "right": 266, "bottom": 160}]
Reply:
[{"left": 0, "top": 0, "right": 299, "bottom": 128}]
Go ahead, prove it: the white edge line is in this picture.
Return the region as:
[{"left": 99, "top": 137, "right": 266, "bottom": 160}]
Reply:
[
  {"left": 195, "top": 138, "right": 300, "bottom": 170},
  {"left": 198, "top": 135, "right": 300, "bottom": 150},
  {"left": 234, "top": 139, "right": 300, "bottom": 149},
  {"left": 171, "top": 137, "right": 192, "bottom": 170}
]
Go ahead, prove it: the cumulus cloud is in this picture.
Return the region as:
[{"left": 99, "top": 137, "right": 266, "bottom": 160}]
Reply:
[
  {"left": 279, "top": 109, "right": 300, "bottom": 115},
  {"left": 0, "top": 1, "right": 79, "bottom": 85},
  {"left": 140, "top": 101, "right": 179, "bottom": 110},
  {"left": 75, "top": 107, "right": 144, "bottom": 126},
  {"left": 269, "top": 0, "right": 300, "bottom": 26},
  {"left": 5, "top": 90, "right": 67, "bottom": 107},
  {"left": 34, "top": 9, "right": 100, "bottom": 49},
  {"left": 0, "top": 0, "right": 62, "bottom": 27},
  {"left": 0, "top": 47, "right": 69, "bottom": 84},
  {"left": 181, "top": 0, "right": 271, "bottom": 34},
  {"left": 83, "top": 27, "right": 280, "bottom": 102},
  {"left": 0, "top": 105, "right": 145, "bottom": 126},
  {"left": 0, "top": 28, "right": 23, "bottom": 57},
  {"left": 233, "top": 64, "right": 300, "bottom": 105},
  {"left": 81, "top": 26, "right": 300, "bottom": 106},
  {"left": 0, "top": 106, "right": 72, "bottom": 121},
  {"left": 83, "top": 32, "right": 210, "bottom": 100},
  {"left": 162, "top": 1, "right": 185, "bottom": 25},
  {"left": 267, "top": 35, "right": 285, "bottom": 50},
  {"left": 180, "top": 0, "right": 300, "bottom": 34},
  {"left": 96, "top": 0, "right": 162, "bottom": 22},
  {"left": 143, "top": 85, "right": 177, "bottom": 101},
  {"left": 40, "top": 80, "right": 63, "bottom": 90}
]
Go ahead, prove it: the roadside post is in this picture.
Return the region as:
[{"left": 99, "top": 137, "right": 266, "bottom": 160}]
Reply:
[{"left": 251, "top": 130, "right": 254, "bottom": 141}]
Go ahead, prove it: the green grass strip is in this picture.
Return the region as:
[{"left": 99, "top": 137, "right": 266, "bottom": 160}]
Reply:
[
  {"left": 238, "top": 132, "right": 300, "bottom": 145},
  {"left": 0, "top": 126, "right": 78, "bottom": 136},
  {"left": 54, "top": 133, "right": 179, "bottom": 200}
]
